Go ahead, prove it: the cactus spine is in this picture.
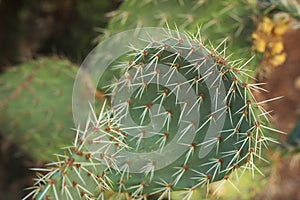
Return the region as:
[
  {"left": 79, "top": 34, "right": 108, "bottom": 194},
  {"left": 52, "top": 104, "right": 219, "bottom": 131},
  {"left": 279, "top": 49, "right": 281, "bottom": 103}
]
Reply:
[{"left": 23, "top": 27, "right": 281, "bottom": 200}]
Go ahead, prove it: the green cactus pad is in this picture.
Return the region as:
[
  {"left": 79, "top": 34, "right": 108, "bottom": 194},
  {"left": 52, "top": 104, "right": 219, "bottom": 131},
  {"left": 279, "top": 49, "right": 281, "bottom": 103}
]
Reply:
[
  {"left": 0, "top": 57, "right": 78, "bottom": 161},
  {"left": 273, "top": 0, "right": 300, "bottom": 20},
  {"left": 24, "top": 28, "right": 281, "bottom": 200},
  {"left": 105, "top": 0, "right": 257, "bottom": 59}
]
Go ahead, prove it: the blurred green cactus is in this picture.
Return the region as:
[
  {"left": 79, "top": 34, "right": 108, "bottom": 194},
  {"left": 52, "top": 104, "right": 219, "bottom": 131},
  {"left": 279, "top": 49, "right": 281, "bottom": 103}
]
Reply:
[
  {"left": 24, "top": 27, "right": 281, "bottom": 200},
  {"left": 0, "top": 57, "right": 78, "bottom": 161},
  {"left": 104, "top": 0, "right": 259, "bottom": 60},
  {"left": 273, "top": 0, "right": 300, "bottom": 20}
]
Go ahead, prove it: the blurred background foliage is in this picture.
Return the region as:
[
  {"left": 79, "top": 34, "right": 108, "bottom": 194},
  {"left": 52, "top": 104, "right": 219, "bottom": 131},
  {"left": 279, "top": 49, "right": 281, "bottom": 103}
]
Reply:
[{"left": 0, "top": 0, "right": 121, "bottom": 67}]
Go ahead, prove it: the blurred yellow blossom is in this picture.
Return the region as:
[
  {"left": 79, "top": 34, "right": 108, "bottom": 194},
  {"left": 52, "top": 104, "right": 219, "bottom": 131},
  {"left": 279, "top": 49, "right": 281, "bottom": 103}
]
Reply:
[
  {"left": 260, "top": 17, "right": 274, "bottom": 35},
  {"left": 269, "top": 53, "right": 287, "bottom": 66},
  {"left": 252, "top": 13, "right": 291, "bottom": 68},
  {"left": 268, "top": 41, "right": 284, "bottom": 54},
  {"left": 252, "top": 33, "right": 266, "bottom": 52},
  {"left": 274, "top": 20, "right": 290, "bottom": 36},
  {"left": 273, "top": 13, "right": 291, "bottom": 36}
]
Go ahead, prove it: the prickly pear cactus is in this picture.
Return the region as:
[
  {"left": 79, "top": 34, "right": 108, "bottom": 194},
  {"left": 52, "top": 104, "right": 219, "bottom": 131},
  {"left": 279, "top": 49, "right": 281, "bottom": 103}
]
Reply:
[
  {"left": 272, "top": 0, "right": 300, "bottom": 20},
  {"left": 105, "top": 0, "right": 257, "bottom": 59},
  {"left": 0, "top": 57, "right": 78, "bottom": 161},
  {"left": 24, "top": 28, "right": 280, "bottom": 200}
]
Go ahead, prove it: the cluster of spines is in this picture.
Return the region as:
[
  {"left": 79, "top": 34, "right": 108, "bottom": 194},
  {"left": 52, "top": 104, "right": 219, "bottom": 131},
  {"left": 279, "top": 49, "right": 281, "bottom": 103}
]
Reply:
[{"left": 24, "top": 29, "right": 282, "bottom": 200}]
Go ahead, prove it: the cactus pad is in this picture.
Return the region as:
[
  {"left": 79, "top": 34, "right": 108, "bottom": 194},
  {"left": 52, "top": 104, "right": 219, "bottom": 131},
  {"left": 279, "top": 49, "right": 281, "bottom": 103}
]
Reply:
[
  {"left": 24, "top": 28, "right": 281, "bottom": 200},
  {"left": 0, "top": 57, "right": 78, "bottom": 161}
]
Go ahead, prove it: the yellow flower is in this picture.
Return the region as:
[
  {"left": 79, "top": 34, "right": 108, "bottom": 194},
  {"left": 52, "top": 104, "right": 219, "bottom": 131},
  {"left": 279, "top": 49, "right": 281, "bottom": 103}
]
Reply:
[
  {"left": 273, "top": 12, "right": 290, "bottom": 36},
  {"left": 252, "top": 33, "right": 266, "bottom": 52},
  {"left": 268, "top": 41, "right": 284, "bottom": 54},
  {"left": 260, "top": 17, "right": 274, "bottom": 35},
  {"left": 269, "top": 53, "right": 287, "bottom": 67},
  {"left": 274, "top": 22, "right": 290, "bottom": 36}
]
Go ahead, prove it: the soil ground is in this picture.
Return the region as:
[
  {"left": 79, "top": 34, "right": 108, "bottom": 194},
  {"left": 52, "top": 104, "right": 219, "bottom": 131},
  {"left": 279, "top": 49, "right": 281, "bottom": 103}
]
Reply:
[{"left": 255, "top": 28, "right": 300, "bottom": 200}]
